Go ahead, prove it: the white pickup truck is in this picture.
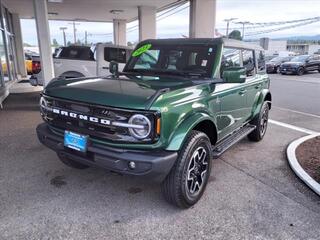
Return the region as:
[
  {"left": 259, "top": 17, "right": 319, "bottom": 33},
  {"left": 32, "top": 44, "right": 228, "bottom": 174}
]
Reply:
[{"left": 30, "top": 43, "right": 132, "bottom": 86}]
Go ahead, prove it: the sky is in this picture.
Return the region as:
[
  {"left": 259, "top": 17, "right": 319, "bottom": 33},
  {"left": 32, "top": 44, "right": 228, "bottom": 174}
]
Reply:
[{"left": 21, "top": 0, "right": 320, "bottom": 46}]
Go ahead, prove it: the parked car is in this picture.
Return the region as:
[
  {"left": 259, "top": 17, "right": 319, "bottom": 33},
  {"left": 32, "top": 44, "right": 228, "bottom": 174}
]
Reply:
[
  {"left": 266, "top": 56, "right": 292, "bottom": 73},
  {"left": 1, "top": 52, "right": 37, "bottom": 75},
  {"left": 25, "top": 52, "right": 39, "bottom": 75},
  {"left": 280, "top": 55, "right": 320, "bottom": 75},
  {"left": 30, "top": 44, "right": 133, "bottom": 86},
  {"left": 37, "top": 38, "right": 271, "bottom": 208}
]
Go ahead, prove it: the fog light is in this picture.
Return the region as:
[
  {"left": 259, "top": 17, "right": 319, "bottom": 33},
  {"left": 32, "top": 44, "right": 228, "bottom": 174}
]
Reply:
[{"left": 128, "top": 161, "right": 136, "bottom": 170}]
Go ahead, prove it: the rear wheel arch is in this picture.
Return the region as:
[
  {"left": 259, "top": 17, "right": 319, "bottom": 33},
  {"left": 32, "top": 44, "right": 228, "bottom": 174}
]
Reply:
[
  {"left": 264, "top": 92, "right": 272, "bottom": 109},
  {"left": 251, "top": 90, "right": 272, "bottom": 118}
]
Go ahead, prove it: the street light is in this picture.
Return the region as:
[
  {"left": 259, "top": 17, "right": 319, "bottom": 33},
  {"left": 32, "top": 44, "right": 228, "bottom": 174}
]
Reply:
[
  {"left": 235, "top": 21, "right": 251, "bottom": 39},
  {"left": 68, "top": 21, "right": 80, "bottom": 44},
  {"left": 59, "top": 27, "right": 67, "bottom": 46},
  {"left": 224, "top": 18, "right": 238, "bottom": 37}
]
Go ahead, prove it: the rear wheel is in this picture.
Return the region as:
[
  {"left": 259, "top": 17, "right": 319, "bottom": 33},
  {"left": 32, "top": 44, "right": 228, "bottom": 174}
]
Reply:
[
  {"left": 57, "top": 153, "right": 89, "bottom": 169},
  {"left": 248, "top": 101, "right": 269, "bottom": 142},
  {"left": 161, "top": 131, "right": 212, "bottom": 208}
]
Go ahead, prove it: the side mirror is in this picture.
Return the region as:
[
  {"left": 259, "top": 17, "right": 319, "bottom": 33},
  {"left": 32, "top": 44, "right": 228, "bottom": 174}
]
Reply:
[
  {"left": 109, "top": 61, "right": 119, "bottom": 76},
  {"left": 222, "top": 67, "right": 246, "bottom": 84}
]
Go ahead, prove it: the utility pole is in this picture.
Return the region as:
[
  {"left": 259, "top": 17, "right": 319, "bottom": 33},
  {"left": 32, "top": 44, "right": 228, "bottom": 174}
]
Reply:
[
  {"left": 59, "top": 27, "right": 67, "bottom": 46},
  {"left": 224, "top": 18, "right": 237, "bottom": 37},
  {"left": 236, "top": 21, "right": 251, "bottom": 39},
  {"left": 68, "top": 21, "right": 80, "bottom": 44},
  {"left": 85, "top": 31, "right": 88, "bottom": 45}
]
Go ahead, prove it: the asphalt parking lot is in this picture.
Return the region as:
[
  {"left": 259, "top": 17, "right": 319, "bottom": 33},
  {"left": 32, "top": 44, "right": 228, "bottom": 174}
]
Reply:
[{"left": 1, "top": 73, "right": 320, "bottom": 239}]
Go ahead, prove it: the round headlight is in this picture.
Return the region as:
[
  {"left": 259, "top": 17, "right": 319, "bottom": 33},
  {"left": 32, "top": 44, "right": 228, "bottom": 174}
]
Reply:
[{"left": 128, "top": 114, "right": 151, "bottom": 139}]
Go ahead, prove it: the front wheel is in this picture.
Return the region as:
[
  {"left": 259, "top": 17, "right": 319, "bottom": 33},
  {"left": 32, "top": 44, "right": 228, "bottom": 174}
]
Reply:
[
  {"left": 248, "top": 101, "right": 269, "bottom": 142},
  {"left": 297, "top": 67, "right": 304, "bottom": 76},
  {"left": 161, "top": 131, "right": 213, "bottom": 208}
]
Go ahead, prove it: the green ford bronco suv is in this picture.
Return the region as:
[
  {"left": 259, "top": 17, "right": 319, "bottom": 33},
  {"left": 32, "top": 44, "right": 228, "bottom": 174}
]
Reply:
[{"left": 37, "top": 38, "right": 271, "bottom": 208}]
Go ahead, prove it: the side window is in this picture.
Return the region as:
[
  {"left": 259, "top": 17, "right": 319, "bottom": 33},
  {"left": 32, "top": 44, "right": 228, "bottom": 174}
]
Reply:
[
  {"left": 256, "top": 50, "right": 266, "bottom": 72},
  {"left": 220, "top": 48, "right": 241, "bottom": 75},
  {"left": 104, "top": 47, "right": 127, "bottom": 63},
  {"left": 242, "top": 50, "right": 255, "bottom": 77}
]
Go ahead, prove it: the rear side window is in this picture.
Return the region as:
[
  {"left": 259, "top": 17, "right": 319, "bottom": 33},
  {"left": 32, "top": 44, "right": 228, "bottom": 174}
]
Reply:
[
  {"left": 104, "top": 48, "right": 127, "bottom": 63},
  {"left": 242, "top": 50, "right": 255, "bottom": 76},
  {"left": 256, "top": 50, "right": 266, "bottom": 72},
  {"left": 56, "top": 47, "right": 94, "bottom": 61}
]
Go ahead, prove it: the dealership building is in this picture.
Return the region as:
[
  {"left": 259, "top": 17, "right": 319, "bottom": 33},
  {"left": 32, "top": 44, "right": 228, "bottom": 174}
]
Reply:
[{"left": 0, "top": 0, "right": 217, "bottom": 106}]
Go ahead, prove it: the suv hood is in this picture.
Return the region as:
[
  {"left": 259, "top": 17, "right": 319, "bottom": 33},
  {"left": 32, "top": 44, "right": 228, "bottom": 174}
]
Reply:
[
  {"left": 43, "top": 75, "right": 196, "bottom": 110},
  {"left": 282, "top": 62, "right": 303, "bottom": 66}
]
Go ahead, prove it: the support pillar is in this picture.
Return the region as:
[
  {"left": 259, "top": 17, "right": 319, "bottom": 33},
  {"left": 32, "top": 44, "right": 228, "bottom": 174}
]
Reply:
[
  {"left": 189, "top": 0, "right": 216, "bottom": 38},
  {"left": 113, "top": 19, "right": 127, "bottom": 46},
  {"left": 138, "top": 6, "right": 156, "bottom": 41},
  {"left": 12, "top": 13, "right": 27, "bottom": 78},
  {"left": 33, "top": 0, "right": 54, "bottom": 85}
]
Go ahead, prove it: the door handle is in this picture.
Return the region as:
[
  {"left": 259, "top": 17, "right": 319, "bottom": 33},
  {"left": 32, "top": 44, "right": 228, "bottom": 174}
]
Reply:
[
  {"left": 102, "top": 66, "right": 109, "bottom": 69},
  {"left": 239, "top": 89, "right": 247, "bottom": 95}
]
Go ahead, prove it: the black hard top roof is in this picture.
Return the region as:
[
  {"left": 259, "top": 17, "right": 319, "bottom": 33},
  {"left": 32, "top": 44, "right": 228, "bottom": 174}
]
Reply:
[{"left": 140, "top": 37, "right": 264, "bottom": 51}]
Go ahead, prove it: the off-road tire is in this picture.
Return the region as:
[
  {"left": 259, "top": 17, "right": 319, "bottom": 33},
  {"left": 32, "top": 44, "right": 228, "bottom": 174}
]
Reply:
[
  {"left": 297, "top": 67, "right": 304, "bottom": 76},
  {"left": 57, "top": 153, "right": 89, "bottom": 169},
  {"left": 161, "top": 131, "right": 213, "bottom": 208},
  {"left": 248, "top": 101, "right": 269, "bottom": 142}
]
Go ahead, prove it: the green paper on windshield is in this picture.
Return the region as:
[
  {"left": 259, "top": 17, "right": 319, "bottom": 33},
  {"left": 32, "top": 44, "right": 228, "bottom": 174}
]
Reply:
[{"left": 132, "top": 43, "right": 152, "bottom": 57}]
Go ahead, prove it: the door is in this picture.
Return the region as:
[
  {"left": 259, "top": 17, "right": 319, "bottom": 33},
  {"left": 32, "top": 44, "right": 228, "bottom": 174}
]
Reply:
[
  {"left": 97, "top": 45, "right": 130, "bottom": 76},
  {"left": 216, "top": 48, "right": 247, "bottom": 140},
  {"left": 242, "top": 49, "right": 262, "bottom": 121},
  {"left": 306, "top": 56, "right": 320, "bottom": 71}
]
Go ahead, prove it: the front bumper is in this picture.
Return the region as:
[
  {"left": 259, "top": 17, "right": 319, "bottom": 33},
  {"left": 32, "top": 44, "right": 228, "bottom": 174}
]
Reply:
[
  {"left": 280, "top": 66, "right": 298, "bottom": 74},
  {"left": 36, "top": 123, "right": 177, "bottom": 182}
]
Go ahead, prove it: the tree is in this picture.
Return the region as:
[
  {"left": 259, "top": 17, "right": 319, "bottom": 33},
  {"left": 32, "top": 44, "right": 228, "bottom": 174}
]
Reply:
[
  {"left": 228, "top": 30, "right": 242, "bottom": 41},
  {"left": 67, "top": 41, "right": 72, "bottom": 46},
  {"left": 52, "top": 38, "right": 59, "bottom": 47}
]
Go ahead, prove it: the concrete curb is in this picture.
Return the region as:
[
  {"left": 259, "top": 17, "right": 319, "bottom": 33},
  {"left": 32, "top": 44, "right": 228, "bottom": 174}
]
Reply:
[{"left": 287, "top": 134, "right": 320, "bottom": 196}]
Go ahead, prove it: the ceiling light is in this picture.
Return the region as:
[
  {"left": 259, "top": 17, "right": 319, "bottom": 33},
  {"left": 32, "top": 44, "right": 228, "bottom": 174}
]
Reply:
[
  {"left": 48, "top": 0, "right": 64, "bottom": 3},
  {"left": 110, "top": 10, "right": 124, "bottom": 15}
]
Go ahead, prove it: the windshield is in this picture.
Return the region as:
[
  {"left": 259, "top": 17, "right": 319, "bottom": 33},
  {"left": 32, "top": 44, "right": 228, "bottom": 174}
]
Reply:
[
  {"left": 124, "top": 43, "right": 217, "bottom": 78},
  {"left": 290, "top": 55, "right": 309, "bottom": 62}
]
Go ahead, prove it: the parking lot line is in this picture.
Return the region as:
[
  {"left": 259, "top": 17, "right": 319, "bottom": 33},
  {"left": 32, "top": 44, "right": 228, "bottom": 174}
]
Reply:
[
  {"left": 269, "top": 119, "right": 318, "bottom": 135},
  {"left": 273, "top": 106, "right": 320, "bottom": 119}
]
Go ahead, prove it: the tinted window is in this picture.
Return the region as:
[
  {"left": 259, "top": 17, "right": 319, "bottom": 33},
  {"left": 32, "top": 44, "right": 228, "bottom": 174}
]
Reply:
[
  {"left": 56, "top": 47, "right": 94, "bottom": 61},
  {"left": 104, "top": 48, "right": 127, "bottom": 63},
  {"left": 256, "top": 50, "right": 266, "bottom": 72},
  {"left": 242, "top": 50, "right": 255, "bottom": 76}
]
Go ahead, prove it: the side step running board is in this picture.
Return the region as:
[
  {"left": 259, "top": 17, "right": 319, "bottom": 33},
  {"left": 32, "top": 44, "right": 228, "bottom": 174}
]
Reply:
[{"left": 212, "top": 124, "right": 256, "bottom": 159}]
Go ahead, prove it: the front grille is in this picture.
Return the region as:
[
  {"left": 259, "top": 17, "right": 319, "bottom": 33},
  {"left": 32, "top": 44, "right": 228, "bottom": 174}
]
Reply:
[{"left": 42, "top": 96, "right": 157, "bottom": 143}]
